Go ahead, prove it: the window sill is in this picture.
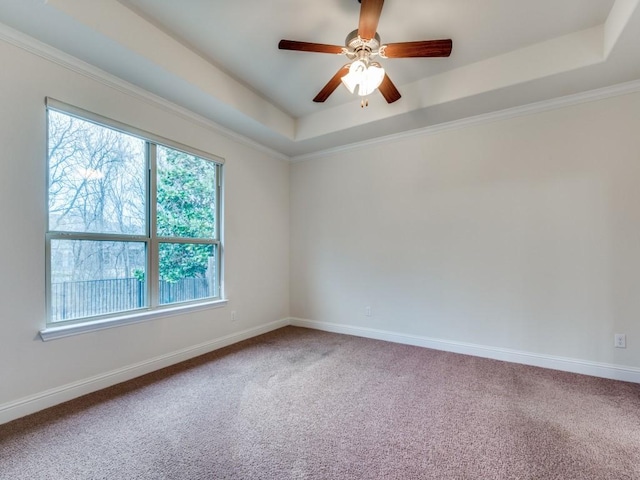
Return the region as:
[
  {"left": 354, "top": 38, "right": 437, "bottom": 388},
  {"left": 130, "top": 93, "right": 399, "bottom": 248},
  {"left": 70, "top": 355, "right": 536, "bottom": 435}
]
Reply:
[{"left": 39, "top": 299, "right": 228, "bottom": 341}]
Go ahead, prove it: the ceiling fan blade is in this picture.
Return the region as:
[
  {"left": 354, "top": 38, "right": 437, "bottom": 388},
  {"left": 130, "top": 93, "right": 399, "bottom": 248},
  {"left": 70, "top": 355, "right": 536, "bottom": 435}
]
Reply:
[
  {"left": 378, "top": 74, "right": 401, "bottom": 103},
  {"left": 313, "top": 65, "right": 350, "bottom": 102},
  {"left": 382, "top": 39, "right": 453, "bottom": 58},
  {"left": 358, "top": 0, "right": 384, "bottom": 40},
  {"left": 278, "top": 40, "right": 344, "bottom": 54}
]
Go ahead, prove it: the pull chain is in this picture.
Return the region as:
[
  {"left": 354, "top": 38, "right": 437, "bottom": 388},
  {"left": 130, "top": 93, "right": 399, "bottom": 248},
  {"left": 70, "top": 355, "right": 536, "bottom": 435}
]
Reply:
[{"left": 360, "top": 98, "right": 369, "bottom": 108}]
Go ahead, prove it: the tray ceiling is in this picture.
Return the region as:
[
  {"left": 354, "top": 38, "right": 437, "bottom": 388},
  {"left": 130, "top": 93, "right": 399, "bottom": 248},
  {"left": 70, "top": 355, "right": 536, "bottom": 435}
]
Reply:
[{"left": 0, "top": 0, "right": 639, "bottom": 157}]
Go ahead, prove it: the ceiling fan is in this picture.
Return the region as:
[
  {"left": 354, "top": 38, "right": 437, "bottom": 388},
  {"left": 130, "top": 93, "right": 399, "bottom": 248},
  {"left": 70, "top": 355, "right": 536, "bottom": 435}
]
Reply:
[{"left": 278, "top": 0, "right": 452, "bottom": 105}]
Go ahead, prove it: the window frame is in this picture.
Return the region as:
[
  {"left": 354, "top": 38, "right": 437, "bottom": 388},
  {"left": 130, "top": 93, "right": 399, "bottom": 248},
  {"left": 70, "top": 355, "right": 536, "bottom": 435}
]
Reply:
[{"left": 41, "top": 98, "right": 226, "bottom": 341}]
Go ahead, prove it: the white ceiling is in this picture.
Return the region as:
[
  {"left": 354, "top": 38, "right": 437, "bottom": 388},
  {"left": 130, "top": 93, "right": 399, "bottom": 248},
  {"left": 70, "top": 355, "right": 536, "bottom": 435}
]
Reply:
[
  {"left": 123, "top": 0, "right": 615, "bottom": 117},
  {"left": 1, "top": 0, "right": 639, "bottom": 158}
]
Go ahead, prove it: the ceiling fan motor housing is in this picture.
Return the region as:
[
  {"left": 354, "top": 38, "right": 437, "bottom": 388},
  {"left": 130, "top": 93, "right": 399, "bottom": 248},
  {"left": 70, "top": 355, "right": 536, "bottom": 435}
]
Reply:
[{"left": 345, "top": 29, "right": 381, "bottom": 60}]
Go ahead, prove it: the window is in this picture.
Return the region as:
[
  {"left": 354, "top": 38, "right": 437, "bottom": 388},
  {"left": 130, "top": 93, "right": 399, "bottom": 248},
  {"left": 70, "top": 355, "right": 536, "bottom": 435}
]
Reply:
[{"left": 45, "top": 99, "right": 223, "bottom": 332}]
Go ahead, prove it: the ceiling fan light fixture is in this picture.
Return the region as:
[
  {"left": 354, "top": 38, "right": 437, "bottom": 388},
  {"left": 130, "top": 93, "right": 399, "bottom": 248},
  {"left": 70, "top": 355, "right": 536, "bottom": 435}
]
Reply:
[
  {"left": 279, "top": 0, "right": 452, "bottom": 104},
  {"left": 341, "top": 59, "right": 385, "bottom": 96},
  {"left": 341, "top": 60, "right": 365, "bottom": 94}
]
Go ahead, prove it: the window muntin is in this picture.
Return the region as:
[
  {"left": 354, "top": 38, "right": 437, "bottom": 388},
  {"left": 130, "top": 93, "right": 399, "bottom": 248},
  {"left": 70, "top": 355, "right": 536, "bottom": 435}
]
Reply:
[{"left": 46, "top": 102, "right": 223, "bottom": 327}]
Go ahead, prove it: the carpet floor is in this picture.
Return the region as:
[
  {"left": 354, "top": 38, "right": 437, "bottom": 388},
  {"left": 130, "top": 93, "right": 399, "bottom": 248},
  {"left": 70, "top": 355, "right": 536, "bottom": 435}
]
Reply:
[{"left": 1, "top": 326, "right": 639, "bottom": 479}]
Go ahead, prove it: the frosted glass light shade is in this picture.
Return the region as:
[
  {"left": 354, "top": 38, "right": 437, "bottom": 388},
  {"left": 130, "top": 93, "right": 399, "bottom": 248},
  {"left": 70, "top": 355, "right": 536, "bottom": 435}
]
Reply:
[
  {"left": 341, "top": 60, "right": 366, "bottom": 94},
  {"left": 360, "top": 62, "right": 385, "bottom": 96},
  {"left": 341, "top": 60, "right": 385, "bottom": 96}
]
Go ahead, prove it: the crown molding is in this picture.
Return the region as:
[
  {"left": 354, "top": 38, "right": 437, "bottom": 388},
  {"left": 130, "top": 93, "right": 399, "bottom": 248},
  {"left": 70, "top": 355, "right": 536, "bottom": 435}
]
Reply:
[
  {"left": 0, "top": 21, "right": 291, "bottom": 162},
  {"left": 3, "top": 19, "right": 640, "bottom": 165},
  {"left": 291, "top": 78, "right": 640, "bottom": 163}
]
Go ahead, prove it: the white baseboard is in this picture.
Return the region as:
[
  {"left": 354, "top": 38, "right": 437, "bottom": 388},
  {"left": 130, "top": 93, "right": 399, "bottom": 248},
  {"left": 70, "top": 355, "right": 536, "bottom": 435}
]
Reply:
[
  {"left": 0, "top": 318, "right": 289, "bottom": 425},
  {"left": 289, "top": 318, "right": 640, "bottom": 384},
  {"left": 4, "top": 316, "right": 638, "bottom": 425}
]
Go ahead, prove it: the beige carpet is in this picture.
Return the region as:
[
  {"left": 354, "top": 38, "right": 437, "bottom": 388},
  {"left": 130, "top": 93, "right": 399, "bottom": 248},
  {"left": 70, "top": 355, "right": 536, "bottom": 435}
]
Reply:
[{"left": 1, "top": 326, "right": 639, "bottom": 479}]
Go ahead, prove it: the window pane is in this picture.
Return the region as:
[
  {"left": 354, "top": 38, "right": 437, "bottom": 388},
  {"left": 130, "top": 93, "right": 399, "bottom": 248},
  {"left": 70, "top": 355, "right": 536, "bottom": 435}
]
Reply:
[
  {"left": 48, "top": 110, "right": 146, "bottom": 235},
  {"left": 50, "top": 239, "right": 147, "bottom": 322},
  {"left": 156, "top": 146, "right": 217, "bottom": 239},
  {"left": 158, "top": 243, "right": 217, "bottom": 305}
]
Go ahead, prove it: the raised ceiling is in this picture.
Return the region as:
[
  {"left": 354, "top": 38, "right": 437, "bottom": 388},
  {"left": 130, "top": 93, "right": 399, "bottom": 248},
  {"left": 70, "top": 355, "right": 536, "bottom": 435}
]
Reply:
[{"left": 1, "top": 0, "right": 639, "bottom": 158}]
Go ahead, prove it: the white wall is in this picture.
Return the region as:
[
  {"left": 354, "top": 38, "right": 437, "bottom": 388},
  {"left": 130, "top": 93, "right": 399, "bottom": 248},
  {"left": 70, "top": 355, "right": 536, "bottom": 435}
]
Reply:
[
  {"left": 3, "top": 28, "right": 640, "bottom": 425},
  {"left": 291, "top": 91, "right": 640, "bottom": 372},
  {"left": 0, "top": 38, "right": 290, "bottom": 421}
]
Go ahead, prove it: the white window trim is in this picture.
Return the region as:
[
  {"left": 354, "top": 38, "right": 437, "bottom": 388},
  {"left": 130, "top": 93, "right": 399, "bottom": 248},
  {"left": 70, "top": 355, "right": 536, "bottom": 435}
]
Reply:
[{"left": 43, "top": 98, "right": 226, "bottom": 339}]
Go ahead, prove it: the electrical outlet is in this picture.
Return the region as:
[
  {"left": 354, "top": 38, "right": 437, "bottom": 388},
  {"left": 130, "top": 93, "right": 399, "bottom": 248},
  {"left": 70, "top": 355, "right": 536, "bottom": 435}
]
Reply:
[
  {"left": 364, "top": 306, "right": 372, "bottom": 317},
  {"left": 231, "top": 310, "right": 237, "bottom": 322},
  {"left": 614, "top": 333, "right": 626, "bottom": 348}
]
